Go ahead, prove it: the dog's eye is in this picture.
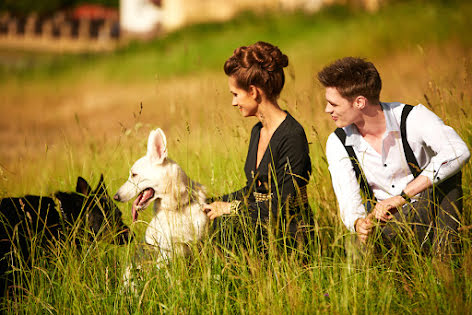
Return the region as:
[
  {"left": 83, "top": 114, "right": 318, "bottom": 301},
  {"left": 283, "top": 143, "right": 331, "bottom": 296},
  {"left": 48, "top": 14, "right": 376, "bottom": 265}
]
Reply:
[{"left": 131, "top": 173, "right": 137, "bottom": 178}]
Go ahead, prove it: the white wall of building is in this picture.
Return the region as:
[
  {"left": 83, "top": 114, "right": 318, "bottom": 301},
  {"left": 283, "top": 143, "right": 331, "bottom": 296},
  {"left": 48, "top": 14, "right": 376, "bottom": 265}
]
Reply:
[
  {"left": 120, "top": 0, "right": 162, "bottom": 34},
  {"left": 120, "top": 0, "right": 380, "bottom": 36}
]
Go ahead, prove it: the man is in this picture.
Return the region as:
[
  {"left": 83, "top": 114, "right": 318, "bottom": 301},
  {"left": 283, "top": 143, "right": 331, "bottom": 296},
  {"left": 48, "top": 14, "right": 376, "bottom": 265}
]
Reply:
[{"left": 318, "top": 57, "right": 470, "bottom": 253}]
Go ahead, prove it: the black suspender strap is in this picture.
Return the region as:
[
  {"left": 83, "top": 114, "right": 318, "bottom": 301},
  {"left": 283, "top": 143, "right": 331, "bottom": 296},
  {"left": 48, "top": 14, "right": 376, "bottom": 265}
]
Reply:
[
  {"left": 334, "top": 128, "right": 375, "bottom": 201},
  {"left": 400, "top": 105, "right": 421, "bottom": 178}
]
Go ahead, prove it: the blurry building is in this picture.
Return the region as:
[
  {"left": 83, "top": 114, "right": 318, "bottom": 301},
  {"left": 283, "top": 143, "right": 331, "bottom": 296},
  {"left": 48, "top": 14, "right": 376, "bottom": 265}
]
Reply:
[
  {"left": 119, "top": 0, "right": 382, "bottom": 36},
  {"left": 0, "top": 0, "right": 381, "bottom": 51},
  {"left": 0, "top": 4, "right": 121, "bottom": 52},
  {"left": 120, "top": 0, "right": 163, "bottom": 38}
]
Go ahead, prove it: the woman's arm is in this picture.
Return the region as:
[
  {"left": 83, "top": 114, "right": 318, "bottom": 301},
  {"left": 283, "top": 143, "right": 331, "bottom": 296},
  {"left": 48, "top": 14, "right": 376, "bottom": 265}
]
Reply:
[{"left": 203, "top": 187, "right": 248, "bottom": 220}]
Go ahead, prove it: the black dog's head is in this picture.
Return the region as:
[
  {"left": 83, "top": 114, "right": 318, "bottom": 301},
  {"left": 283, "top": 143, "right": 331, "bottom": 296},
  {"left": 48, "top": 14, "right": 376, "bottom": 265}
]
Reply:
[{"left": 54, "top": 175, "right": 133, "bottom": 245}]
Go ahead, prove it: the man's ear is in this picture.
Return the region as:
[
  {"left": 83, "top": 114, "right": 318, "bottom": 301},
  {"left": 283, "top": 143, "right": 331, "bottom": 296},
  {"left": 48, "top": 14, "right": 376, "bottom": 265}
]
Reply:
[{"left": 353, "top": 96, "right": 367, "bottom": 110}]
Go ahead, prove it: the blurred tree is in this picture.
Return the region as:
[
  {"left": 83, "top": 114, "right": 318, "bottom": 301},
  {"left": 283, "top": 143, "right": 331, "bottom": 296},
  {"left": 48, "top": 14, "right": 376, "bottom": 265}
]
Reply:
[{"left": 75, "top": 0, "right": 118, "bottom": 8}]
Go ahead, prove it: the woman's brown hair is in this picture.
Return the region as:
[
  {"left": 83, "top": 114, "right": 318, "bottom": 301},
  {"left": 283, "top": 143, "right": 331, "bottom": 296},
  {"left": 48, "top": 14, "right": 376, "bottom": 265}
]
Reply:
[{"left": 224, "top": 41, "right": 288, "bottom": 101}]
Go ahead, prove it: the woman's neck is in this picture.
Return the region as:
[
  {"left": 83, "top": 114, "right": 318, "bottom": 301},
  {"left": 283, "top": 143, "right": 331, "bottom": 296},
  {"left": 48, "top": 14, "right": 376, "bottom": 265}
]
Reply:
[{"left": 257, "top": 101, "right": 287, "bottom": 133}]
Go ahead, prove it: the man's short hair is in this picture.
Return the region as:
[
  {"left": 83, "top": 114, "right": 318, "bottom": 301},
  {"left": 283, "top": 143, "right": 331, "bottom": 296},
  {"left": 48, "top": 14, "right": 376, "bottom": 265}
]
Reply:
[{"left": 317, "top": 57, "right": 382, "bottom": 103}]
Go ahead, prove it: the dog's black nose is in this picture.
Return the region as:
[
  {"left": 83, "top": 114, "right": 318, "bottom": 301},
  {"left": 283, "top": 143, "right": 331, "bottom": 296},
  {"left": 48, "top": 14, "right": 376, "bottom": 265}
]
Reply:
[{"left": 113, "top": 194, "right": 120, "bottom": 201}]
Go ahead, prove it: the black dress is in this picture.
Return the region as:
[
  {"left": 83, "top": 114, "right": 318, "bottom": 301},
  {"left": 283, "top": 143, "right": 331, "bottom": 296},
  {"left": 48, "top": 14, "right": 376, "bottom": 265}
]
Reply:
[{"left": 211, "top": 112, "right": 312, "bottom": 241}]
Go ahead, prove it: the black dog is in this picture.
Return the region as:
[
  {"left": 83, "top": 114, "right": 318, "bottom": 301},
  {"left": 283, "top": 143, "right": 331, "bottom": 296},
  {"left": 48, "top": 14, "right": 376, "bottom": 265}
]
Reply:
[{"left": 0, "top": 175, "right": 133, "bottom": 297}]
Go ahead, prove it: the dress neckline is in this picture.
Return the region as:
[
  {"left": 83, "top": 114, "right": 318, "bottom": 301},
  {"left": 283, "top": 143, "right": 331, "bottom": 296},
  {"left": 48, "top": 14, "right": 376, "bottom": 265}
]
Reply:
[{"left": 254, "top": 112, "right": 290, "bottom": 170}]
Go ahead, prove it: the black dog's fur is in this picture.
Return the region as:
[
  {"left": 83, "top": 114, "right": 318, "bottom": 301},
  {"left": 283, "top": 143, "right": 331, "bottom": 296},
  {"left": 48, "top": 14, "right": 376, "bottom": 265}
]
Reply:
[{"left": 0, "top": 175, "right": 133, "bottom": 297}]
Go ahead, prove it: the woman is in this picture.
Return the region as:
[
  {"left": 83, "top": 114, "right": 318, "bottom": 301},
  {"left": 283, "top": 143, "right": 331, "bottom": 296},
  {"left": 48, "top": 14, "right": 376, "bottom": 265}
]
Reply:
[{"left": 203, "top": 41, "right": 312, "bottom": 244}]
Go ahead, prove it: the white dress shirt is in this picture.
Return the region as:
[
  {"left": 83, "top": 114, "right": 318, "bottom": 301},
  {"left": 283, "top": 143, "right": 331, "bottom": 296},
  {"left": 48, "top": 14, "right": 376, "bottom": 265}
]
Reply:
[{"left": 326, "top": 102, "right": 470, "bottom": 232}]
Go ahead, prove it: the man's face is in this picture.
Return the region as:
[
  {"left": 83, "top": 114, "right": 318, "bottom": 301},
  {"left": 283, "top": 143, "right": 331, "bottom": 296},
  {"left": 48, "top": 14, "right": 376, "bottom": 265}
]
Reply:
[{"left": 324, "top": 87, "right": 361, "bottom": 128}]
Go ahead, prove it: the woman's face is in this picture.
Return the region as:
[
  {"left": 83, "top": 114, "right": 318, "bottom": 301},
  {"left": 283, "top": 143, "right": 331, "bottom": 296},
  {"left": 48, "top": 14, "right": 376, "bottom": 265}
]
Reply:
[{"left": 228, "top": 76, "right": 258, "bottom": 117}]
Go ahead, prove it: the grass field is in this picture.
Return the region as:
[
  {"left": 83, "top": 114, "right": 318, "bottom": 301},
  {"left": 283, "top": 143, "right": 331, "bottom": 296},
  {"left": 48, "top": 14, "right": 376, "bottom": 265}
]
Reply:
[{"left": 1, "top": 0, "right": 472, "bottom": 313}]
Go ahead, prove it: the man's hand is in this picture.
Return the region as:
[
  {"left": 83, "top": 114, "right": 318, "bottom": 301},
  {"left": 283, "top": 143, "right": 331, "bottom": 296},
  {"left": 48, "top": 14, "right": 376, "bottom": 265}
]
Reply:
[
  {"left": 355, "top": 217, "right": 374, "bottom": 243},
  {"left": 202, "top": 201, "right": 231, "bottom": 220},
  {"left": 372, "top": 195, "right": 405, "bottom": 222},
  {"left": 356, "top": 194, "right": 408, "bottom": 243}
]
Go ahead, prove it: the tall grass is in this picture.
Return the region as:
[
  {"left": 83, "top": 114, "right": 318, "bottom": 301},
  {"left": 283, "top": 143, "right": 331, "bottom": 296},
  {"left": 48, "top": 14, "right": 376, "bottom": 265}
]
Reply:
[{"left": 1, "top": 0, "right": 472, "bottom": 313}]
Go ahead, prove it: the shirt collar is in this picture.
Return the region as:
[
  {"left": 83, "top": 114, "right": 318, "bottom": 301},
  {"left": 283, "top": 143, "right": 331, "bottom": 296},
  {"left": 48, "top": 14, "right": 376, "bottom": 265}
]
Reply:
[
  {"left": 382, "top": 102, "right": 399, "bottom": 133},
  {"left": 343, "top": 102, "right": 399, "bottom": 147}
]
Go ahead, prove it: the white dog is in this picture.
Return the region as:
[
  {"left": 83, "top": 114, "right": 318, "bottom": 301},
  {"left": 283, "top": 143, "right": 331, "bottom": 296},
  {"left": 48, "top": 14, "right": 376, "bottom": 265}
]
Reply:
[{"left": 114, "top": 128, "right": 209, "bottom": 263}]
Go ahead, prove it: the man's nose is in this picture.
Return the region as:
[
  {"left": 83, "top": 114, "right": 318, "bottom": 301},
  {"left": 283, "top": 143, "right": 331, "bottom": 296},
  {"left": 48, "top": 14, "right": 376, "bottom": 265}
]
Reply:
[{"left": 325, "top": 103, "right": 333, "bottom": 113}]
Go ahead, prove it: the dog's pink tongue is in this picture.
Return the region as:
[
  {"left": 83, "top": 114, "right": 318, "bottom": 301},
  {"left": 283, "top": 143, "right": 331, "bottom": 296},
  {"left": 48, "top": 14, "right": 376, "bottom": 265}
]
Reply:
[
  {"left": 142, "top": 188, "right": 154, "bottom": 203},
  {"left": 131, "top": 189, "right": 154, "bottom": 222},
  {"left": 132, "top": 197, "right": 140, "bottom": 222}
]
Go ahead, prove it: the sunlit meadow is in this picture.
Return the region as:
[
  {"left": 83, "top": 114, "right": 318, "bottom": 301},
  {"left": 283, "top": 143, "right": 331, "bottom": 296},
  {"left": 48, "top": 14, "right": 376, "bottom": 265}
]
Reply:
[{"left": 0, "top": 1, "right": 471, "bottom": 313}]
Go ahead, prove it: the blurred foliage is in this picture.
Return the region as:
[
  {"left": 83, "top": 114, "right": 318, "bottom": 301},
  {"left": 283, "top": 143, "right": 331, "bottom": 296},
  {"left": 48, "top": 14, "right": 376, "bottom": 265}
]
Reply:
[
  {"left": 1, "top": 0, "right": 463, "bottom": 16},
  {"left": 0, "top": 0, "right": 118, "bottom": 16},
  {"left": 1, "top": 0, "right": 470, "bottom": 84}
]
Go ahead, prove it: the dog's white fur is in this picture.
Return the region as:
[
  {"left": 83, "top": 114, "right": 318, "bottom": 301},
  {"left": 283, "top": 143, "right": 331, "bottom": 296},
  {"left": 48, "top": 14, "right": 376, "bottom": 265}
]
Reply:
[{"left": 115, "top": 128, "right": 208, "bottom": 262}]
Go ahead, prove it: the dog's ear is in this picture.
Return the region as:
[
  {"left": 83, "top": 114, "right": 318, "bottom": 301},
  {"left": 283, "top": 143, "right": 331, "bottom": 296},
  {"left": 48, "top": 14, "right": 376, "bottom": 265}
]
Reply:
[
  {"left": 147, "top": 128, "right": 167, "bottom": 164},
  {"left": 76, "top": 177, "right": 92, "bottom": 196},
  {"left": 94, "top": 174, "right": 107, "bottom": 195}
]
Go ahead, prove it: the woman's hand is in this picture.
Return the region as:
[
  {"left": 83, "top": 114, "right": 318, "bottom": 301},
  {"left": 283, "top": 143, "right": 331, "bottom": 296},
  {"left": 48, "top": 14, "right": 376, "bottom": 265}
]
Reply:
[{"left": 203, "top": 201, "right": 232, "bottom": 220}]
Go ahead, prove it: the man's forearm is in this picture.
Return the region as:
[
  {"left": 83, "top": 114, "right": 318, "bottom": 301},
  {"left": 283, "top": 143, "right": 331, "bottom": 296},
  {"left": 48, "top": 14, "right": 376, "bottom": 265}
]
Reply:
[{"left": 401, "top": 175, "right": 432, "bottom": 199}]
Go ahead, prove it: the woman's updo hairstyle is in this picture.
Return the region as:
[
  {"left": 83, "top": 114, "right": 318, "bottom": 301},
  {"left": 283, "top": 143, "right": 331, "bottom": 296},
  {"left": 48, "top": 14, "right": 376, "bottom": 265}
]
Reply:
[{"left": 224, "top": 41, "right": 289, "bottom": 101}]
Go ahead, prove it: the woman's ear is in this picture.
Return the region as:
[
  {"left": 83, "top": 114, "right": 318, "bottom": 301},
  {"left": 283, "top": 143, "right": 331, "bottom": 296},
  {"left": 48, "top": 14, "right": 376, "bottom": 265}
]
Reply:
[
  {"left": 248, "top": 85, "right": 258, "bottom": 99},
  {"left": 249, "top": 85, "right": 263, "bottom": 103}
]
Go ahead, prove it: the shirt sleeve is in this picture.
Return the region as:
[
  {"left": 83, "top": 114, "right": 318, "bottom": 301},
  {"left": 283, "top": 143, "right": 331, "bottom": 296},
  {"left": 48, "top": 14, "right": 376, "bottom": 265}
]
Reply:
[
  {"left": 408, "top": 104, "right": 471, "bottom": 184},
  {"left": 326, "top": 133, "right": 367, "bottom": 232},
  {"left": 206, "top": 186, "right": 249, "bottom": 204},
  {"left": 220, "top": 187, "right": 249, "bottom": 202}
]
